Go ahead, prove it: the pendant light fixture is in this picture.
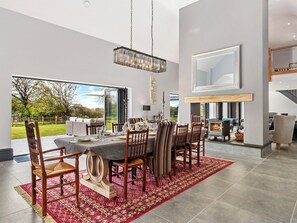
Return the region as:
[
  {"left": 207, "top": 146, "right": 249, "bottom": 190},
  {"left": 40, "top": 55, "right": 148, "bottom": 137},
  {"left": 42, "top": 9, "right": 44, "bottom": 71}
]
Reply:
[{"left": 113, "top": 0, "right": 166, "bottom": 73}]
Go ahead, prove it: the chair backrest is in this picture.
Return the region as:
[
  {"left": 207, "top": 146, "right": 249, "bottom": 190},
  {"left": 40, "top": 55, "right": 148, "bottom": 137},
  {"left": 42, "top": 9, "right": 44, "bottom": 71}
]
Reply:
[
  {"left": 174, "top": 124, "right": 189, "bottom": 147},
  {"left": 128, "top": 118, "right": 143, "bottom": 124},
  {"left": 112, "top": 123, "right": 124, "bottom": 133},
  {"left": 152, "top": 121, "right": 176, "bottom": 176},
  {"left": 25, "top": 121, "right": 45, "bottom": 171},
  {"left": 191, "top": 115, "right": 207, "bottom": 127},
  {"left": 125, "top": 129, "right": 149, "bottom": 162},
  {"left": 190, "top": 122, "right": 202, "bottom": 145},
  {"left": 86, "top": 123, "right": 103, "bottom": 135},
  {"left": 273, "top": 115, "right": 296, "bottom": 143}
]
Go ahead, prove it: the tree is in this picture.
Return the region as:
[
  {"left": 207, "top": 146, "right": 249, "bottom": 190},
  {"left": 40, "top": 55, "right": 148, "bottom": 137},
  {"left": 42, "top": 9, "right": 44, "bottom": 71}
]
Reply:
[
  {"left": 12, "top": 77, "right": 40, "bottom": 117},
  {"left": 38, "top": 82, "right": 77, "bottom": 117}
]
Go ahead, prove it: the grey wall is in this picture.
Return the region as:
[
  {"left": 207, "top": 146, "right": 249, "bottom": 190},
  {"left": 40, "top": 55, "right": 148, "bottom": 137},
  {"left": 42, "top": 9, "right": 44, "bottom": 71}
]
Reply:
[
  {"left": 179, "top": 0, "right": 269, "bottom": 146},
  {"left": 0, "top": 7, "right": 178, "bottom": 150}
]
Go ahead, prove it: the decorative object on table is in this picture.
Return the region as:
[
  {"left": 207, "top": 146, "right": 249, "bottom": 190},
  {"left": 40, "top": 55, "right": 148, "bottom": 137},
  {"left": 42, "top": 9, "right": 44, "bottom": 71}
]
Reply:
[
  {"left": 113, "top": 0, "right": 166, "bottom": 73},
  {"left": 15, "top": 156, "right": 233, "bottom": 223},
  {"left": 24, "top": 120, "right": 81, "bottom": 217}
]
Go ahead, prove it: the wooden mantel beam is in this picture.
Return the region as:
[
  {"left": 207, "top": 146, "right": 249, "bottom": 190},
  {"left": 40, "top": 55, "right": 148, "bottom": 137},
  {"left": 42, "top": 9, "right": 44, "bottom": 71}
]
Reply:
[{"left": 185, "top": 93, "right": 253, "bottom": 103}]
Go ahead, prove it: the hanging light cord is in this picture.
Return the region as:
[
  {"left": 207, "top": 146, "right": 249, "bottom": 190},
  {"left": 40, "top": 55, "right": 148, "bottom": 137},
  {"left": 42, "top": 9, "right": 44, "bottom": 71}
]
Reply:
[
  {"left": 130, "top": 0, "right": 133, "bottom": 49},
  {"left": 151, "top": 0, "right": 154, "bottom": 56}
]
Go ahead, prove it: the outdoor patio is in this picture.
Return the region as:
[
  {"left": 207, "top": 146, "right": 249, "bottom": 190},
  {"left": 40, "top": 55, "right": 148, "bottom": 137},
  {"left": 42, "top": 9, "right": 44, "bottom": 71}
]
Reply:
[{"left": 12, "top": 135, "right": 70, "bottom": 156}]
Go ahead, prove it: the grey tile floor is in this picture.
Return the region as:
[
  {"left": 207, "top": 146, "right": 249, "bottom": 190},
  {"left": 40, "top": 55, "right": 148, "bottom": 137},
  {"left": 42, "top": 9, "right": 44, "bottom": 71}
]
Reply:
[{"left": 2, "top": 141, "right": 297, "bottom": 223}]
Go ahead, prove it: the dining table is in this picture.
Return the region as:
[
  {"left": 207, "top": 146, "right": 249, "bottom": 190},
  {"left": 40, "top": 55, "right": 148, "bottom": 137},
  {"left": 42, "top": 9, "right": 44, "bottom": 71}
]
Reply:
[
  {"left": 54, "top": 127, "right": 207, "bottom": 199},
  {"left": 54, "top": 133, "right": 156, "bottom": 199}
]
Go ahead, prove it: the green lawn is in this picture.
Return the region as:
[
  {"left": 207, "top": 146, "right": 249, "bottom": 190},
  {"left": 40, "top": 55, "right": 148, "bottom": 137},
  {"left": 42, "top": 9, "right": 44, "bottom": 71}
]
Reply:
[{"left": 11, "top": 123, "right": 66, "bottom": 140}]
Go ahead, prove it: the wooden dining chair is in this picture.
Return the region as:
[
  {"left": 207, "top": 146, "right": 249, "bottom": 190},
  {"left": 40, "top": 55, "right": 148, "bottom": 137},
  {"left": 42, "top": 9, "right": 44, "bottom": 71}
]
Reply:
[
  {"left": 148, "top": 121, "right": 175, "bottom": 186},
  {"left": 128, "top": 118, "right": 143, "bottom": 124},
  {"left": 109, "top": 129, "right": 149, "bottom": 199},
  {"left": 25, "top": 120, "right": 81, "bottom": 216},
  {"left": 191, "top": 115, "right": 207, "bottom": 128},
  {"left": 188, "top": 122, "right": 202, "bottom": 169},
  {"left": 86, "top": 123, "right": 103, "bottom": 135},
  {"left": 172, "top": 124, "right": 189, "bottom": 176},
  {"left": 112, "top": 123, "right": 124, "bottom": 133}
]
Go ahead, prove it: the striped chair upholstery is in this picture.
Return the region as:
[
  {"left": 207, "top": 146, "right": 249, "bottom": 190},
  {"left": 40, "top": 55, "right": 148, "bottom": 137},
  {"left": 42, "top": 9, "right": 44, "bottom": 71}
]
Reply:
[{"left": 148, "top": 121, "right": 176, "bottom": 186}]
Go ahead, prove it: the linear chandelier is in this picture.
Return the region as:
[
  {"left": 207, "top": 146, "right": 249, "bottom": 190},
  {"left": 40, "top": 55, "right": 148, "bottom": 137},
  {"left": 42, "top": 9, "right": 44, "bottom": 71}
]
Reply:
[{"left": 113, "top": 0, "right": 166, "bottom": 73}]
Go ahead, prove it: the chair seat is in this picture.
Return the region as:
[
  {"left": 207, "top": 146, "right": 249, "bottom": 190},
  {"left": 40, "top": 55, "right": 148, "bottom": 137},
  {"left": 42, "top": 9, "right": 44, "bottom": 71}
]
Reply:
[
  {"left": 113, "top": 158, "right": 144, "bottom": 168},
  {"left": 33, "top": 161, "right": 76, "bottom": 177}
]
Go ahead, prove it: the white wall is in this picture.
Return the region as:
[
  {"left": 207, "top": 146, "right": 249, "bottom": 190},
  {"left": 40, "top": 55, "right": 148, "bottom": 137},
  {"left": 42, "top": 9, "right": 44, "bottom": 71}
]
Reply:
[
  {"left": 179, "top": 0, "right": 269, "bottom": 146},
  {"left": 269, "top": 91, "right": 297, "bottom": 116},
  {"left": 0, "top": 8, "right": 178, "bottom": 150},
  {"left": 0, "top": 0, "right": 179, "bottom": 63}
]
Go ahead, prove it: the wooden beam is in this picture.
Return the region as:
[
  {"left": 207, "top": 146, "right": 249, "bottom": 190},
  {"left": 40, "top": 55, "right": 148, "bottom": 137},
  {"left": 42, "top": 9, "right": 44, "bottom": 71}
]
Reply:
[
  {"left": 270, "top": 44, "right": 297, "bottom": 52},
  {"left": 185, "top": 94, "right": 253, "bottom": 103}
]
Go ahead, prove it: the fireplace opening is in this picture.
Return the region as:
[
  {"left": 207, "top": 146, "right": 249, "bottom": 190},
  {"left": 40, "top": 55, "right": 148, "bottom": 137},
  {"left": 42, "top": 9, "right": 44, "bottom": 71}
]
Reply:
[
  {"left": 210, "top": 123, "right": 221, "bottom": 131},
  {"left": 208, "top": 120, "right": 230, "bottom": 142}
]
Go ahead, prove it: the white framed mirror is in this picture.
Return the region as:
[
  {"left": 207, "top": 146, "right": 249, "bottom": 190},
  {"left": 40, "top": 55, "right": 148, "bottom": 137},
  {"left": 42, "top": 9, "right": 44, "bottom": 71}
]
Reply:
[{"left": 192, "top": 45, "right": 241, "bottom": 92}]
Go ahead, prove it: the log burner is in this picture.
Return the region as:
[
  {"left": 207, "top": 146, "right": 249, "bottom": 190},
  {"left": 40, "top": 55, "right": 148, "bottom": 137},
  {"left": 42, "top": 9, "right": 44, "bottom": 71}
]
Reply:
[{"left": 208, "top": 120, "right": 230, "bottom": 141}]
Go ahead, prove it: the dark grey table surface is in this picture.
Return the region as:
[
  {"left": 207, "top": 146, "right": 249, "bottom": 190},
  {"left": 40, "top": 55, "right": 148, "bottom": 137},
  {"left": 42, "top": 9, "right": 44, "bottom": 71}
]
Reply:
[{"left": 54, "top": 135, "right": 155, "bottom": 160}]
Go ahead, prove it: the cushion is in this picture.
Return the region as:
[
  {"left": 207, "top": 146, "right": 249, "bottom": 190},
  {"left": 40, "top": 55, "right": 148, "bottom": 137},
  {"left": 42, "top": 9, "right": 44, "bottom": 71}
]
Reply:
[
  {"left": 76, "top": 118, "right": 83, "bottom": 122},
  {"left": 69, "top": 117, "right": 77, "bottom": 121},
  {"left": 96, "top": 118, "right": 104, "bottom": 124},
  {"left": 83, "top": 118, "right": 94, "bottom": 124}
]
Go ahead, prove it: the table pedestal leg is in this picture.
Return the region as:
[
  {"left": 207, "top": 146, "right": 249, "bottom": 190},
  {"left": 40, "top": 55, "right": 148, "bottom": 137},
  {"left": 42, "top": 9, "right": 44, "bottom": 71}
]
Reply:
[{"left": 80, "top": 150, "right": 116, "bottom": 199}]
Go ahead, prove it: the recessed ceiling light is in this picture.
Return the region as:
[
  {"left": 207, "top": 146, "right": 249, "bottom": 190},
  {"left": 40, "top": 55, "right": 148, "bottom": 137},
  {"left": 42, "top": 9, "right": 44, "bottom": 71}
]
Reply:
[
  {"left": 293, "top": 35, "right": 297, "bottom": 40},
  {"left": 84, "top": 0, "right": 90, "bottom": 8},
  {"left": 288, "top": 22, "right": 291, "bottom": 26}
]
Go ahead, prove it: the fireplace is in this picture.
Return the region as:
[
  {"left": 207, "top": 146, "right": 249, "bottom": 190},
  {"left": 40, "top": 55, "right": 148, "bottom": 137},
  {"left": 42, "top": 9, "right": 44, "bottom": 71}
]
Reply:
[{"left": 208, "top": 120, "right": 230, "bottom": 141}]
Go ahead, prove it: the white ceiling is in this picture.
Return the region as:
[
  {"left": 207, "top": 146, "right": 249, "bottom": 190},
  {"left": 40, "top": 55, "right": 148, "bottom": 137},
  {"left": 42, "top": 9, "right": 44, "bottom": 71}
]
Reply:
[
  {"left": 269, "top": 0, "right": 297, "bottom": 49},
  {"left": 0, "top": 0, "right": 296, "bottom": 63}
]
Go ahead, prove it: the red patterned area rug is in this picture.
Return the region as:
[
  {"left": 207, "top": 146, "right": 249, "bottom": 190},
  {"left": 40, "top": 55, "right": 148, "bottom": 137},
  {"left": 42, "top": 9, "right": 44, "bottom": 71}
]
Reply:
[{"left": 15, "top": 156, "right": 233, "bottom": 223}]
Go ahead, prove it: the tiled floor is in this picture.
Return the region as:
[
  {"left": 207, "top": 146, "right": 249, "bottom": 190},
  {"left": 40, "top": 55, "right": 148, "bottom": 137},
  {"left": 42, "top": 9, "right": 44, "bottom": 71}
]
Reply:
[{"left": 1, "top": 141, "right": 297, "bottom": 223}]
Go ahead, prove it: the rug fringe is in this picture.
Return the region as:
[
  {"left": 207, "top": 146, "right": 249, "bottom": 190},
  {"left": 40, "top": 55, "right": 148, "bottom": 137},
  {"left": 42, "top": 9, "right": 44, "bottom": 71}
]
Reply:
[{"left": 14, "top": 186, "right": 56, "bottom": 223}]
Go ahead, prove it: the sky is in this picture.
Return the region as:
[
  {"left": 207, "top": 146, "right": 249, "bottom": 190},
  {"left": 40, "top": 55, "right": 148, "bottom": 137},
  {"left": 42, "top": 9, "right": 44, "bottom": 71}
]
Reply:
[
  {"left": 73, "top": 84, "right": 105, "bottom": 109},
  {"left": 72, "top": 83, "right": 178, "bottom": 109}
]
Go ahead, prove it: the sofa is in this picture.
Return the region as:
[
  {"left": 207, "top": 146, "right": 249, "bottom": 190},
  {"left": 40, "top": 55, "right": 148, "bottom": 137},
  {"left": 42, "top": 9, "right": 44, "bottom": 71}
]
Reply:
[{"left": 66, "top": 117, "right": 104, "bottom": 136}]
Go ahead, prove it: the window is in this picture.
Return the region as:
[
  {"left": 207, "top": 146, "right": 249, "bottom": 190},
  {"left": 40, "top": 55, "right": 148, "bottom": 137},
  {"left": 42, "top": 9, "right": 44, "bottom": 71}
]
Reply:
[{"left": 170, "top": 93, "right": 179, "bottom": 122}]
